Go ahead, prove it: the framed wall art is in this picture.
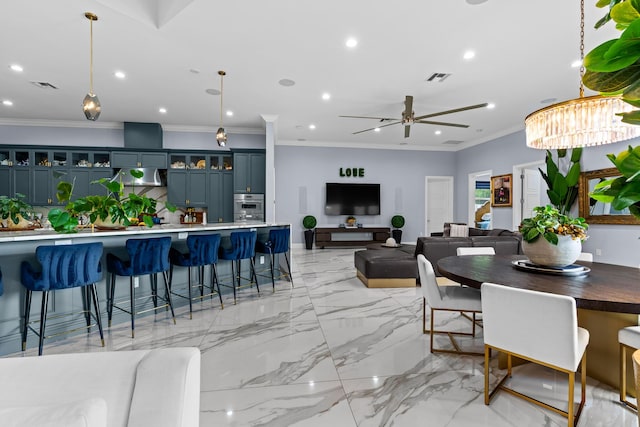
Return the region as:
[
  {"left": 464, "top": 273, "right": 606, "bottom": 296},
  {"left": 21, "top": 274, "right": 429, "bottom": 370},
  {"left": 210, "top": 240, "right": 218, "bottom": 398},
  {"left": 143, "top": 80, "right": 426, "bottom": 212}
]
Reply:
[{"left": 491, "top": 174, "right": 512, "bottom": 207}]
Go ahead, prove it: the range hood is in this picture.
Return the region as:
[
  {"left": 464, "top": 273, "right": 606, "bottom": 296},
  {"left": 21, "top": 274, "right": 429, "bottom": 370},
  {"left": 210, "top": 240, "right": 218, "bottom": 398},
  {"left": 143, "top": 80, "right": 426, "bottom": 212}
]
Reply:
[{"left": 116, "top": 168, "right": 164, "bottom": 187}]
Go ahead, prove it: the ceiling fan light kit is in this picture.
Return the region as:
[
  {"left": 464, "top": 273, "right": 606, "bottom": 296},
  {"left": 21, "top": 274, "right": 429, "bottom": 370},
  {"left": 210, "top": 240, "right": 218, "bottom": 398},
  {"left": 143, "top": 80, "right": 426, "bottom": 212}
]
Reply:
[
  {"left": 82, "top": 12, "right": 101, "bottom": 121},
  {"left": 340, "top": 95, "right": 488, "bottom": 138},
  {"left": 524, "top": 0, "right": 640, "bottom": 149}
]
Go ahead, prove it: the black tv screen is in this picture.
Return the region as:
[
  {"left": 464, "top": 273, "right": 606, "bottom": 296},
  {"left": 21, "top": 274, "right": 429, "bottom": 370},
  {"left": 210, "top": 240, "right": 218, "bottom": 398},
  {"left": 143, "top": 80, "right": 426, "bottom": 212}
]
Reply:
[{"left": 325, "top": 183, "right": 380, "bottom": 215}]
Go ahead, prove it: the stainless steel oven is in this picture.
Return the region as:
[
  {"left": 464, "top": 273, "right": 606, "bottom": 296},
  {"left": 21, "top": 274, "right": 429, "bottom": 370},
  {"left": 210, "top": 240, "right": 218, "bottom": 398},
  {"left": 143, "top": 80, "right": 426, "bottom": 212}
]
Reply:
[{"left": 233, "top": 193, "right": 264, "bottom": 222}]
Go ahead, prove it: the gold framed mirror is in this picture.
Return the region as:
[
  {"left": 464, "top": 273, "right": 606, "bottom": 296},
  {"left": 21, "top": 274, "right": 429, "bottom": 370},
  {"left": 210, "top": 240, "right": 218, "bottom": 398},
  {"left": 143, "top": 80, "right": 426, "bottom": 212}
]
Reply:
[{"left": 579, "top": 168, "right": 640, "bottom": 225}]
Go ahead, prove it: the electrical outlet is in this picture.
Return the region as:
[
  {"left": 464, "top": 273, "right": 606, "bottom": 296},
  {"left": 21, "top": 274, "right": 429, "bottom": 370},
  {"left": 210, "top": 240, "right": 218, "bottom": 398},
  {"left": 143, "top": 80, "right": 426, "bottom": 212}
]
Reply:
[
  {"left": 595, "top": 248, "right": 602, "bottom": 256},
  {"left": 260, "top": 256, "right": 265, "bottom": 264}
]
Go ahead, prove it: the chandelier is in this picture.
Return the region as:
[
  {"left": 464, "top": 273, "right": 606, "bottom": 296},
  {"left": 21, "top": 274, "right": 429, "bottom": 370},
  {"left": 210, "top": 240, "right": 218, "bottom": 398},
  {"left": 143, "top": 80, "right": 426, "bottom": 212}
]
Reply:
[{"left": 524, "top": 0, "right": 640, "bottom": 149}]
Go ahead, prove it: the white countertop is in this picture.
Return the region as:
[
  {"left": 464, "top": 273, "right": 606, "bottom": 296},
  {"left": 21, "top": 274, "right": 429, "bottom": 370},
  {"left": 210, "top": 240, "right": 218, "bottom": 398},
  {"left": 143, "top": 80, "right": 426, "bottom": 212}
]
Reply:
[{"left": 0, "top": 222, "right": 289, "bottom": 243}]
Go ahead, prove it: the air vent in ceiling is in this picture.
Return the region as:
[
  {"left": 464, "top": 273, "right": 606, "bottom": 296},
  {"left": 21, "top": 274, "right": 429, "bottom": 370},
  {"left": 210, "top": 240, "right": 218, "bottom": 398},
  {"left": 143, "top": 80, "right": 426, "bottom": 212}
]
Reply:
[
  {"left": 442, "top": 140, "right": 465, "bottom": 145},
  {"left": 425, "top": 73, "right": 451, "bottom": 82},
  {"left": 30, "top": 81, "right": 58, "bottom": 89}
]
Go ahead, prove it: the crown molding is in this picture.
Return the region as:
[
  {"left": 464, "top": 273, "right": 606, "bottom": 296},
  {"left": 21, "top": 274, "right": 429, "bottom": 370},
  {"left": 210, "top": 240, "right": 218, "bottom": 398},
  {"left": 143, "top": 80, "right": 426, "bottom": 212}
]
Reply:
[{"left": 0, "top": 118, "right": 122, "bottom": 129}]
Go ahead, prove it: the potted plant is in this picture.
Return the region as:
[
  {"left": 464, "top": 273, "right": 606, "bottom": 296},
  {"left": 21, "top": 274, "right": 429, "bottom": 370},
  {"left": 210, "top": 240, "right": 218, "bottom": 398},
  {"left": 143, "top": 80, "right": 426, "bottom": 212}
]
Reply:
[
  {"left": 519, "top": 205, "right": 588, "bottom": 267},
  {"left": 302, "top": 215, "right": 317, "bottom": 250},
  {"left": 48, "top": 170, "right": 175, "bottom": 233},
  {"left": 0, "top": 193, "right": 34, "bottom": 230},
  {"left": 539, "top": 148, "right": 582, "bottom": 215},
  {"left": 590, "top": 145, "right": 640, "bottom": 219},
  {"left": 391, "top": 214, "right": 405, "bottom": 243}
]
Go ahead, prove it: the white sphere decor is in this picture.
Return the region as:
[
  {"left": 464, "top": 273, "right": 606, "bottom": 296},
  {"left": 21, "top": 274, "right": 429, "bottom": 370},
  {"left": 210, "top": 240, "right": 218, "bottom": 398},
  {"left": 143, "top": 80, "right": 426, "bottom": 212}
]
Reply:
[{"left": 522, "top": 234, "right": 582, "bottom": 268}]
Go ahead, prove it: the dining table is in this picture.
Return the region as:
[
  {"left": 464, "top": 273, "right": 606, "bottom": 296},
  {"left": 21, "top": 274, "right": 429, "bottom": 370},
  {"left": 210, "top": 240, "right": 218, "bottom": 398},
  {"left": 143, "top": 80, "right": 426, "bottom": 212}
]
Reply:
[{"left": 436, "top": 254, "right": 640, "bottom": 392}]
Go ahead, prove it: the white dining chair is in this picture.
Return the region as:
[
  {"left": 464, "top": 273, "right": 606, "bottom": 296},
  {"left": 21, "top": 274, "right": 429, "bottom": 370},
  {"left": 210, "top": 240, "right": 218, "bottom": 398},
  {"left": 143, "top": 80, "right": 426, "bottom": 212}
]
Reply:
[
  {"left": 481, "top": 282, "right": 589, "bottom": 427},
  {"left": 456, "top": 247, "right": 495, "bottom": 256},
  {"left": 619, "top": 325, "right": 640, "bottom": 410},
  {"left": 417, "top": 254, "right": 483, "bottom": 356}
]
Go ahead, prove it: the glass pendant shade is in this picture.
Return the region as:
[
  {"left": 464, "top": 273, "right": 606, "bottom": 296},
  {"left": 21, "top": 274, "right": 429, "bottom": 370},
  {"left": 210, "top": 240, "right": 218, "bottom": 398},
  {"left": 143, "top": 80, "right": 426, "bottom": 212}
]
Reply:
[
  {"left": 82, "top": 93, "right": 101, "bottom": 121},
  {"left": 216, "top": 127, "right": 227, "bottom": 147},
  {"left": 525, "top": 95, "right": 640, "bottom": 149}
]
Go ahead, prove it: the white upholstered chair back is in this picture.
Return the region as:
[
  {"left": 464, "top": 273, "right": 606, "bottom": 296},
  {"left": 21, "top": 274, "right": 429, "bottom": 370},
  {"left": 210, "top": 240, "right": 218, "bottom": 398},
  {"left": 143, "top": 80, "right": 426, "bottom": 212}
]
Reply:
[
  {"left": 417, "top": 255, "right": 444, "bottom": 309},
  {"left": 456, "top": 247, "right": 495, "bottom": 256},
  {"left": 481, "top": 282, "right": 585, "bottom": 372}
]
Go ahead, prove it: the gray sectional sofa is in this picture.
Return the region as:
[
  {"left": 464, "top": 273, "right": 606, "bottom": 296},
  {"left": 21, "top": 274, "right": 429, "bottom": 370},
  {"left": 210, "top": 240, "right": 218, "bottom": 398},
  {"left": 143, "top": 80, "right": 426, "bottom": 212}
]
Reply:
[{"left": 354, "top": 226, "right": 522, "bottom": 287}]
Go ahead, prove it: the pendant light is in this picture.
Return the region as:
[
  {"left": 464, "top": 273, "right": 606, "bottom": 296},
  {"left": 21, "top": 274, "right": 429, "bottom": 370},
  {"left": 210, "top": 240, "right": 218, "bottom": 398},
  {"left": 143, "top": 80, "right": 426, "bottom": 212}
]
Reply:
[
  {"left": 216, "top": 70, "right": 227, "bottom": 147},
  {"left": 524, "top": 0, "right": 640, "bottom": 149},
  {"left": 82, "top": 12, "right": 101, "bottom": 121}
]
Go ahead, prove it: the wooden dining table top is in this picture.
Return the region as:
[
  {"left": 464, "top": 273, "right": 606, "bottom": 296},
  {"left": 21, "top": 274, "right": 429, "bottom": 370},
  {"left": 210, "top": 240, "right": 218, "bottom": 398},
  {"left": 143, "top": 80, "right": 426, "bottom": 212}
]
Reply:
[{"left": 436, "top": 255, "right": 640, "bottom": 314}]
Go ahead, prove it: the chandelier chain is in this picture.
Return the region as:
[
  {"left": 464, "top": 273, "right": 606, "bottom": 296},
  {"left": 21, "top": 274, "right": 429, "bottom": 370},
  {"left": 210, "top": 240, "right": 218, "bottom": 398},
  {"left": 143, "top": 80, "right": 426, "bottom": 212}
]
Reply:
[
  {"left": 219, "top": 73, "right": 224, "bottom": 127},
  {"left": 579, "top": 0, "right": 585, "bottom": 98},
  {"left": 89, "top": 17, "right": 94, "bottom": 94}
]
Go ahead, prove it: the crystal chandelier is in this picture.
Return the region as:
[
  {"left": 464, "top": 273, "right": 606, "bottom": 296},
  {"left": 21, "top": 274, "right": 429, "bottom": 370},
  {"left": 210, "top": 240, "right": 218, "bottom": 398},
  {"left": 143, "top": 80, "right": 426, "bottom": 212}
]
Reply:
[
  {"left": 524, "top": 0, "right": 640, "bottom": 149},
  {"left": 82, "top": 12, "right": 101, "bottom": 121},
  {"left": 216, "top": 70, "right": 227, "bottom": 147}
]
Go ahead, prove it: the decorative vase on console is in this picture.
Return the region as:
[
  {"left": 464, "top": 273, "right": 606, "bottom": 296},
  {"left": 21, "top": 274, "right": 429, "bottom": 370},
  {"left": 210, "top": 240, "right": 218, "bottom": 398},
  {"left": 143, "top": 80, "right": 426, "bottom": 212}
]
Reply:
[{"left": 519, "top": 205, "right": 588, "bottom": 268}]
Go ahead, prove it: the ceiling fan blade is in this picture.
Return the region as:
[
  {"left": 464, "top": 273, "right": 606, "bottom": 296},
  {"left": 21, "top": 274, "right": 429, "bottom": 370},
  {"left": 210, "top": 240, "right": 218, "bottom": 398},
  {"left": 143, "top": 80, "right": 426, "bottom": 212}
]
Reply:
[
  {"left": 352, "top": 121, "right": 401, "bottom": 135},
  {"left": 404, "top": 125, "right": 411, "bottom": 138},
  {"left": 403, "top": 95, "right": 413, "bottom": 118},
  {"left": 413, "top": 103, "right": 488, "bottom": 121},
  {"left": 340, "top": 115, "right": 397, "bottom": 121},
  {"left": 416, "top": 120, "right": 469, "bottom": 128}
]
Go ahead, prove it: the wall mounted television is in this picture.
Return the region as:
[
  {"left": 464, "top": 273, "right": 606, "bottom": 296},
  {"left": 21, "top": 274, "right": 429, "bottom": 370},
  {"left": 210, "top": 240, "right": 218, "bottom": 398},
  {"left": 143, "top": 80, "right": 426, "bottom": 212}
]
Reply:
[{"left": 325, "top": 183, "right": 380, "bottom": 215}]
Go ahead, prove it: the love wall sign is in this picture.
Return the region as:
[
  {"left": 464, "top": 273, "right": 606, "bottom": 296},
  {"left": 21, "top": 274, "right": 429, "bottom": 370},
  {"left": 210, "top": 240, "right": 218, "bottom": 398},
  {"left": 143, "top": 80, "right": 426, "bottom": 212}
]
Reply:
[{"left": 339, "top": 167, "right": 365, "bottom": 177}]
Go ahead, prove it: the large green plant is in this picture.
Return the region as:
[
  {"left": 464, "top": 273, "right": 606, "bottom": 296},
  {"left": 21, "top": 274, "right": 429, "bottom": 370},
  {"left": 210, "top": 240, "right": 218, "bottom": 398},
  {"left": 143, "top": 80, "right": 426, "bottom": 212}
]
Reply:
[
  {"left": 591, "top": 145, "right": 640, "bottom": 217},
  {"left": 0, "top": 193, "right": 34, "bottom": 227},
  {"left": 582, "top": 0, "right": 640, "bottom": 124},
  {"left": 539, "top": 148, "right": 582, "bottom": 215}
]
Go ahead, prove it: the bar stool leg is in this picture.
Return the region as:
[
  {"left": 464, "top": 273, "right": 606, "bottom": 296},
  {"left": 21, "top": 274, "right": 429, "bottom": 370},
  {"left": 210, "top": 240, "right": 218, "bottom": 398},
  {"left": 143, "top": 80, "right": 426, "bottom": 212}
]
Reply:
[
  {"left": 90, "top": 283, "right": 105, "bottom": 347},
  {"left": 162, "top": 271, "right": 176, "bottom": 324},
  {"left": 81, "top": 287, "right": 91, "bottom": 333},
  {"left": 231, "top": 260, "right": 238, "bottom": 304},
  {"left": 187, "top": 267, "right": 193, "bottom": 319},
  {"left": 38, "top": 291, "right": 49, "bottom": 356},
  {"left": 199, "top": 265, "right": 205, "bottom": 298},
  {"left": 250, "top": 258, "right": 260, "bottom": 294},
  {"left": 130, "top": 277, "right": 136, "bottom": 339},
  {"left": 284, "top": 252, "right": 293, "bottom": 287},
  {"left": 151, "top": 273, "right": 158, "bottom": 308},
  {"left": 269, "top": 252, "right": 276, "bottom": 291},
  {"left": 22, "top": 289, "right": 32, "bottom": 351},
  {"left": 212, "top": 264, "right": 223, "bottom": 309},
  {"left": 108, "top": 272, "right": 116, "bottom": 327}
]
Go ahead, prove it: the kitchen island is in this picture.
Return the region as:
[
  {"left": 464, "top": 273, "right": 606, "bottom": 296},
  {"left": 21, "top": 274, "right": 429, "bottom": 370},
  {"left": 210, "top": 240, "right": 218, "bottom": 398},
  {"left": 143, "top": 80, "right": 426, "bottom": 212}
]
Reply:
[{"left": 0, "top": 222, "right": 290, "bottom": 355}]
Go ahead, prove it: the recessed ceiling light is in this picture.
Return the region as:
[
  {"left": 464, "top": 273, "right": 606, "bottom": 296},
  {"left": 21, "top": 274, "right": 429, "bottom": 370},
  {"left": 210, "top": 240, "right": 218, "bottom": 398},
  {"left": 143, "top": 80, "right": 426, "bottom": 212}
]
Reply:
[
  {"left": 2, "top": 100, "right": 13, "bottom": 106},
  {"left": 158, "top": 107, "right": 167, "bottom": 114},
  {"left": 322, "top": 93, "right": 331, "bottom": 100},
  {"left": 9, "top": 64, "right": 23, "bottom": 72},
  {"left": 226, "top": 110, "right": 233, "bottom": 116},
  {"left": 309, "top": 124, "right": 316, "bottom": 130},
  {"left": 374, "top": 127, "right": 381, "bottom": 132},
  {"left": 487, "top": 103, "right": 496, "bottom": 109},
  {"left": 279, "top": 79, "right": 296, "bottom": 87},
  {"left": 226, "top": 410, "right": 233, "bottom": 417},
  {"left": 463, "top": 50, "right": 475, "bottom": 60},
  {"left": 435, "top": 130, "right": 442, "bottom": 135},
  {"left": 205, "top": 88, "right": 220, "bottom": 95},
  {"left": 571, "top": 60, "right": 582, "bottom": 68},
  {"left": 345, "top": 38, "right": 358, "bottom": 48},
  {"left": 114, "top": 71, "right": 126, "bottom": 79}
]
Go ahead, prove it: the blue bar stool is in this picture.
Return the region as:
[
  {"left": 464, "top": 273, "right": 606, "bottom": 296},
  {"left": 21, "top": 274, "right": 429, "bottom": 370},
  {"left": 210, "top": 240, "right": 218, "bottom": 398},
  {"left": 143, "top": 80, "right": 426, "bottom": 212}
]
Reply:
[
  {"left": 106, "top": 237, "right": 176, "bottom": 338},
  {"left": 169, "top": 234, "right": 223, "bottom": 319},
  {"left": 219, "top": 230, "right": 258, "bottom": 304},
  {"left": 255, "top": 228, "right": 293, "bottom": 291},
  {"left": 20, "top": 242, "right": 104, "bottom": 356}
]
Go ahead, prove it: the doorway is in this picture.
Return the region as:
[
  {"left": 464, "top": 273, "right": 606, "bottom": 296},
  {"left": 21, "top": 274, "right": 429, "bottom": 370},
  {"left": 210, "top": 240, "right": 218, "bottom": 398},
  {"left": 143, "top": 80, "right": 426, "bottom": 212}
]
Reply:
[
  {"left": 425, "top": 176, "right": 453, "bottom": 236},
  {"left": 467, "top": 170, "right": 492, "bottom": 228},
  {"left": 512, "top": 161, "right": 545, "bottom": 229}
]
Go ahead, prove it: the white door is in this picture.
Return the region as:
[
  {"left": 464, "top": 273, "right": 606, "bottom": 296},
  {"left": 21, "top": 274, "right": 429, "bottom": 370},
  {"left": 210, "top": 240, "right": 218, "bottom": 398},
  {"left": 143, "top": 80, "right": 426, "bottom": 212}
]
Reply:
[
  {"left": 522, "top": 168, "right": 541, "bottom": 221},
  {"left": 425, "top": 176, "right": 453, "bottom": 236}
]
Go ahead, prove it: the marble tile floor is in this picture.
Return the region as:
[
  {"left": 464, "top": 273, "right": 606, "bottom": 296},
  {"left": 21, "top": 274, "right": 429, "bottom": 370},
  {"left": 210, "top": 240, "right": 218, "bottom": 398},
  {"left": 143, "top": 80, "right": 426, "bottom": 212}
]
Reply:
[{"left": 6, "top": 248, "right": 639, "bottom": 426}]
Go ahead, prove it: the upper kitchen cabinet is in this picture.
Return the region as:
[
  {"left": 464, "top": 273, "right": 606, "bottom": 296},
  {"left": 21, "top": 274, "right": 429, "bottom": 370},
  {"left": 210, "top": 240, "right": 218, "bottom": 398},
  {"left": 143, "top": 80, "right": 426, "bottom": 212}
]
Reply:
[
  {"left": 167, "top": 153, "right": 207, "bottom": 207},
  {"left": 111, "top": 151, "right": 167, "bottom": 168},
  {"left": 31, "top": 150, "right": 68, "bottom": 205},
  {"left": 0, "top": 149, "right": 11, "bottom": 196},
  {"left": 67, "top": 151, "right": 113, "bottom": 200},
  {"left": 233, "top": 152, "right": 265, "bottom": 194}
]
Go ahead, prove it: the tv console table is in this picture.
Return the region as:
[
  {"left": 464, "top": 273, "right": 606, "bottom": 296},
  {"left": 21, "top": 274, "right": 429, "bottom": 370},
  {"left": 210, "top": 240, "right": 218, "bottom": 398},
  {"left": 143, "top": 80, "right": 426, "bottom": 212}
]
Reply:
[{"left": 315, "top": 227, "right": 390, "bottom": 248}]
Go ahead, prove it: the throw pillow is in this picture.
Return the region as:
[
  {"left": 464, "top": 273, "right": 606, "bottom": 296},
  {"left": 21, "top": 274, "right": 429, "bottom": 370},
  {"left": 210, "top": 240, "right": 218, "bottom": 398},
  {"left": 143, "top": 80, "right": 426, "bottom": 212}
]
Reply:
[{"left": 449, "top": 224, "right": 469, "bottom": 237}]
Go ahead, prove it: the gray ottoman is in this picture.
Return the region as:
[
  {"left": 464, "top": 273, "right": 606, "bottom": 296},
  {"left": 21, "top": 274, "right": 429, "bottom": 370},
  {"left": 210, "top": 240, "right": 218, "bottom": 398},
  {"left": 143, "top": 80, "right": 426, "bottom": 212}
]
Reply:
[{"left": 354, "top": 248, "right": 417, "bottom": 288}]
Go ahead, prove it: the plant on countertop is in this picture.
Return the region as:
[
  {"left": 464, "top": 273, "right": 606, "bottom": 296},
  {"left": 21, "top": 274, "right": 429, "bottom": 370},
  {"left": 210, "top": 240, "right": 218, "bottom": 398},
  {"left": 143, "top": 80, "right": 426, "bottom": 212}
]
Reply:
[
  {"left": 0, "top": 193, "right": 34, "bottom": 228},
  {"left": 538, "top": 148, "right": 582, "bottom": 215},
  {"left": 302, "top": 215, "right": 317, "bottom": 230},
  {"left": 48, "top": 170, "right": 175, "bottom": 233},
  {"left": 519, "top": 205, "right": 588, "bottom": 245},
  {"left": 391, "top": 215, "right": 405, "bottom": 229}
]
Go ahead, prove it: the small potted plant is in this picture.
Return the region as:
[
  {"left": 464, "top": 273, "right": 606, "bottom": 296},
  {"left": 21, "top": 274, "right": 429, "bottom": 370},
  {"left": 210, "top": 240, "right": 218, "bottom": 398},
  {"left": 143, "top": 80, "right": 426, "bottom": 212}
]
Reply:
[
  {"left": 391, "top": 214, "right": 405, "bottom": 243},
  {"left": 302, "top": 215, "right": 317, "bottom": 250},
  {"left": 0, "top": 193, "right": 35, "bottom": 230},
  {"left": 519, "top": 205, "right": 588, "bottom": 267}
]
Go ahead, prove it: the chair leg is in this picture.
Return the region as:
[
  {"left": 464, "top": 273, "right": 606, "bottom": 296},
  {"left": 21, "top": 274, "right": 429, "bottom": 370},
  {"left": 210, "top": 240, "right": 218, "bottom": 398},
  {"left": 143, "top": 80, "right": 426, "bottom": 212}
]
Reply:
[
  {"left": 162, "top": 271, "right": 176, "bottom": 325},
  {"left": 187, "top": 267, "right": 193, "bottom": 319},
  {"left": 22, "top": 289, "right": 32, "bottom": 351},
  {"left": 90, "top": 284, "right": 105, "bottom": 347},
  {"left": 231, "top": 260, "right": 237, "bottom": 305},
  {"left": 284, "top": 251, "right": 293, "bottom": 287},
  {"left": 130, "top": 277, "right": 136, "bottom": 339},
  {"left": 108, "top": 273, "right": 116, "bottom": 327},
  {"left": 212, "top": 264, "right": 223, "bottom": 309},
  {"left": 81, "top": 286, "right": 91, "bottom": 333},
  {"left": 251, "top": 257, "right": 260, "bottom": 294},
  {"left": 484, "top": 344, "right": 490, "bottom": 405},
  {"left": 151, "top": 273, "right": 158, "bottom": 308},
  {"left": 199, "top": 265, "right": 205, "bottom": 297},
  {"left": 38, "top": 291, "right": 49, "bottom": 356},
  {"left": 270, "top": 252, "right": 275, "bottom": 291},
  {"left": 567, "top": 371, "right": 575, "bottom": 427}
]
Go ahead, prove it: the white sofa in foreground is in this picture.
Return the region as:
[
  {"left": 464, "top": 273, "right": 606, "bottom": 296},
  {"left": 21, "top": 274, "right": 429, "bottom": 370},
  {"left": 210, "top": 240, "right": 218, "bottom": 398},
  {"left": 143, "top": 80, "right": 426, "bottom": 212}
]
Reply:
[{"left": 0, "top": 347, "right": 200, "bottom": 427}]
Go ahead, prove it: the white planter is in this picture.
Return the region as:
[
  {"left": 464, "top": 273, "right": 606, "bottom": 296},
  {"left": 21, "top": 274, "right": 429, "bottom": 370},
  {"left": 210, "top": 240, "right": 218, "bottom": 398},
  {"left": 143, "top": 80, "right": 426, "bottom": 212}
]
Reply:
[{"left": 522, "top": 234, "right": 582, "bottom": 268}]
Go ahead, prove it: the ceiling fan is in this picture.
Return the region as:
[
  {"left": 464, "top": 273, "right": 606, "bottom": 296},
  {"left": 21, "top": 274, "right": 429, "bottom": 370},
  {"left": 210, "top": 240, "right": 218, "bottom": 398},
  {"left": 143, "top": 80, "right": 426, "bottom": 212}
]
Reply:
[{"left": 340, "top": 96, "right": 488, "bottom": 138}]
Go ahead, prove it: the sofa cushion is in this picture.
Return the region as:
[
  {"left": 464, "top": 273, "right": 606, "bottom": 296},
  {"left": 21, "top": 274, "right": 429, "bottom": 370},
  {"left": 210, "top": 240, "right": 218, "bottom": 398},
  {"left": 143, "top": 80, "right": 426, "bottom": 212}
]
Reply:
[
  {"left": 0, "top": 398, "right": 107, "bottom": 427},
  {"left": 449, "top": 224, "right": 469, "bottom": 237}
]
